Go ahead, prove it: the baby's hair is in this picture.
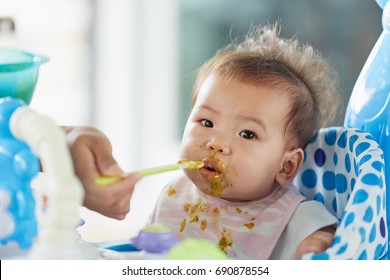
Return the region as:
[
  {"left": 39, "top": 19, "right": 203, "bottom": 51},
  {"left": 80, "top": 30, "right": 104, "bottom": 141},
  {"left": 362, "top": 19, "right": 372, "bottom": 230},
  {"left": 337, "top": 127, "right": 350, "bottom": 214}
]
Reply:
[{"left": 192, "top": 23, "right": 341, "bottom": 148}]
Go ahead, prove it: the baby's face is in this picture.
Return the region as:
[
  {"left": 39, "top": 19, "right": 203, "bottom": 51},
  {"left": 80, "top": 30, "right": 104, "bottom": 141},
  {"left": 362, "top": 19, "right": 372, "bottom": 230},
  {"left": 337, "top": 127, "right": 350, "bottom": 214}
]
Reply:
[{"left": 180, "top": 73, "right": 293, "bottom": 201}]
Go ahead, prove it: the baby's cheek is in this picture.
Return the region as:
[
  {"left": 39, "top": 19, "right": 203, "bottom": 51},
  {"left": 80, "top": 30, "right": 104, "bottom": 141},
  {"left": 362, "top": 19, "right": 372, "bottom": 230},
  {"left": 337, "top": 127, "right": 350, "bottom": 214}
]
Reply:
[
  {"left": 179, "top": 141, "right": 192, "bottom": 159},
  {"left": 237, "top": 169, "right": 275, "bottom": 198}
]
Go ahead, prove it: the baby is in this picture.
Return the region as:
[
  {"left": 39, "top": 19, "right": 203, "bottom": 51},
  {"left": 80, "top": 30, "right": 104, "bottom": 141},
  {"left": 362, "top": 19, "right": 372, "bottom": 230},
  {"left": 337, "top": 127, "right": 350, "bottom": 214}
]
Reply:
[{"left": 150, "top": 23, "right": 340, "bottom": 259}]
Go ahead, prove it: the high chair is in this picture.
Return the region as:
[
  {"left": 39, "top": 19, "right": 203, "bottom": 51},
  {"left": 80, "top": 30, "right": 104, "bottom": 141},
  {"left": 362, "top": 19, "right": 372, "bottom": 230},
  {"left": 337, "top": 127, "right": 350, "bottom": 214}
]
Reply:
[{"left": 293, "top": 126, "right": 388, "bottom": 259}]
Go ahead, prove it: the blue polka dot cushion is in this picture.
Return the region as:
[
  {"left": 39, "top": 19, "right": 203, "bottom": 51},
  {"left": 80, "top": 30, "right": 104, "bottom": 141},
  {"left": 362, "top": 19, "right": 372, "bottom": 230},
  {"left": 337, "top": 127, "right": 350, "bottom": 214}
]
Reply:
[{"left": 293, "top": 127, "right": 388, "bottom": 259}]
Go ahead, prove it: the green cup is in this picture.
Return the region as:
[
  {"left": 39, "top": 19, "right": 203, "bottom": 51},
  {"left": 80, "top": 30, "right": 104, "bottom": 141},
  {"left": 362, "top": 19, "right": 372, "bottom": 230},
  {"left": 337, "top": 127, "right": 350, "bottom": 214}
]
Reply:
[{"left": 0, "top": 48, "right": 49, "bottom": 104}]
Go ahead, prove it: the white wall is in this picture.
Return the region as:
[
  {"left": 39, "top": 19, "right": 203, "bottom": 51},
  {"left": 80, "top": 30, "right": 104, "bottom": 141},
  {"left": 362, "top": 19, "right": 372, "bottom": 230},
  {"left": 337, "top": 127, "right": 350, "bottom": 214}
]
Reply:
[
  {"left": 0, "top": 0, "right": 181, "bottom": 242},
  {"left": 0, "top": 0, "right": 92, "bottom": 125},
  {"left": 81, "top": 0, "right": 181, "bottom": 242}
]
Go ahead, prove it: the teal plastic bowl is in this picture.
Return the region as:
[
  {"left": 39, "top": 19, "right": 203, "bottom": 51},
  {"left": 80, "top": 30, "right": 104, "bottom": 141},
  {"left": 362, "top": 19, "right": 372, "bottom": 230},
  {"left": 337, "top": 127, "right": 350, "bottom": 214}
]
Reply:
[{"left": 0, "top": 48, "right": 49, "bottom": 104}]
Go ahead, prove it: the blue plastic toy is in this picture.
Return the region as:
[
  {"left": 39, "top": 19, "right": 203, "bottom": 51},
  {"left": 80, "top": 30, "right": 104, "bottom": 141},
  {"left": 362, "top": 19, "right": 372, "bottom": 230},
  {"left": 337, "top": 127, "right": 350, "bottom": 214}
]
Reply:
[
  {"left": 344, "top": 0, "right": 390, "bottom": 242},
  {"left": 0, "top": 48, "right": 47, "bottom": 253},
  {"left": 0, "top": 96, "right": 97, "bottom": 259},
  {"left": 0, "top": 48, "right": 100, "bottom": 259},
  {"left": 0, "top": 98, "right": 40, "bottom": 250}
]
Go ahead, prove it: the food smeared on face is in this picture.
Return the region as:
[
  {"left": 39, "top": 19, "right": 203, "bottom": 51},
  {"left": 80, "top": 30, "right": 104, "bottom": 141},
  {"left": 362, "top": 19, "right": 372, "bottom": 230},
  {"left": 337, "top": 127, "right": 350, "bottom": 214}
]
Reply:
[{"left": 201, "top": 155, "right": 231, "bottom": 196}]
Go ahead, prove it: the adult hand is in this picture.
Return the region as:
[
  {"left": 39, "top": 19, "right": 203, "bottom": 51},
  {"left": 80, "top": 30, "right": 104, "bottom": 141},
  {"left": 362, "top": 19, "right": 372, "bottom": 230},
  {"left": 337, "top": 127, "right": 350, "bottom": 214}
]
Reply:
[{"left": 64, "top": 126, "right": 141, "bottom": 220}]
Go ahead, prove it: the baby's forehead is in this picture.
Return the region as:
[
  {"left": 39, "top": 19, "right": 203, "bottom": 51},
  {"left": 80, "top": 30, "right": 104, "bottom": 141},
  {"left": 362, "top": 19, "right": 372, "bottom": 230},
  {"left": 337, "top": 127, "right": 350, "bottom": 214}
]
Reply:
[
  {"left": 221, "top": 77, "right": 292, "bottom": 116},
  {"left": 194, "top": 71, "right": 299, "bottom": 109},
  {"left": 229, "top": 74, "right": 297, "bottom": 104}
]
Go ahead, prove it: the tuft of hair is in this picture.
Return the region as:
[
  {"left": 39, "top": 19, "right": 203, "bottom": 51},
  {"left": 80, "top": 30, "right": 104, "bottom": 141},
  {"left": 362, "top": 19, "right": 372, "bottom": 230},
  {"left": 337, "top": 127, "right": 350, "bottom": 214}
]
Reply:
[{"left": 192, "top": 23, "right": 342, "bottom": 148}]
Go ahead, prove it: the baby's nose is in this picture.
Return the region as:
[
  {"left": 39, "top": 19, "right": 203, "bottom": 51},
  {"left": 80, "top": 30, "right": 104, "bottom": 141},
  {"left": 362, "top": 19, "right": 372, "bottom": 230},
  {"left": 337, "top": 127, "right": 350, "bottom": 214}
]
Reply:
[{"left": 206, "top": 141, "right": 230, "bottom": 154}]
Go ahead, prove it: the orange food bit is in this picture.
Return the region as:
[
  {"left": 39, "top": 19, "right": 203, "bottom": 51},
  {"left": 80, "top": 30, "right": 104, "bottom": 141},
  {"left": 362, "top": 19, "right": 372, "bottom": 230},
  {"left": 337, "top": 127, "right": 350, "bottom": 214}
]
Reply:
[
  {"left": 167, "top": 186, "right": 176, "bottom": 196},
  {"left": 200, "top": 219, "right": 207, "bottom": 230},
  {"left": 218, "top": 228, "right": 233, "bottom": 254},
  {"left": 244, "top": 222, "right": 255, "bottom": 229},
  {"left": 190, "top": 215, "right": 199, "bottom": 223},
  {"left": 180, "top": 218, "right": 187, "bottom": 232}
]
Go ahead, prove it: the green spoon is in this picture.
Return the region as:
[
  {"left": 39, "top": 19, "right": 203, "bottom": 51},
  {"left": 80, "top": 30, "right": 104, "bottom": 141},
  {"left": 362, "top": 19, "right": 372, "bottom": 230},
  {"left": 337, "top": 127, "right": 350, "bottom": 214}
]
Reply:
[{"left": 94, "top": 159, "right": 204, "bottom": 186}]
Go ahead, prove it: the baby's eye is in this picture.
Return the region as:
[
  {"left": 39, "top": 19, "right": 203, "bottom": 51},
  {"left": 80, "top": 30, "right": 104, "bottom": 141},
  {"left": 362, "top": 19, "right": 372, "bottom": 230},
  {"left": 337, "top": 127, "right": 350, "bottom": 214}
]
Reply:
[
  {"left": 239, "top": 130, "right": 257, "bottom": 140},
  {"left": 201, "top": 119, "right": 213, "bottom": 128}
]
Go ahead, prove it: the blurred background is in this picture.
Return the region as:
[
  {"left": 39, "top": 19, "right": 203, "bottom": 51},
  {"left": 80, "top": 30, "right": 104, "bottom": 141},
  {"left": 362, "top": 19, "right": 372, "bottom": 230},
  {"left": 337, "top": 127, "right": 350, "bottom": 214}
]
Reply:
[{"left": 0, "top": 0, "right": 383, "bottom": 242}]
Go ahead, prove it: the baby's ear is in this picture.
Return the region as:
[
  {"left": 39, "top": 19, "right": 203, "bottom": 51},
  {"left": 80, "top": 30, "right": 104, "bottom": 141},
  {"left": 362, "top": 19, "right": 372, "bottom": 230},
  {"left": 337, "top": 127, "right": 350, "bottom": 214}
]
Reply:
[{"left": 276, "top": 148, "right": 304, "bottom": 186}]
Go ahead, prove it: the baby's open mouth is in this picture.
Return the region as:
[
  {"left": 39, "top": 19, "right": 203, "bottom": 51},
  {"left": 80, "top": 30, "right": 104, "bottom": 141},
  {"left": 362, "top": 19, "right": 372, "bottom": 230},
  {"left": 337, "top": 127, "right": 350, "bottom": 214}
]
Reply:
[
  {"left": 203, "top": 158, "right": 223, "bottom": 173},
  {"left": 203, "top": 161, "right": 219, "bottom": 173},
  {"left": 199, "top": 156, "right": 230, "bottom": 197},
  {"left": 200, "top": 156, "right": 226, "bottom": 176}
]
